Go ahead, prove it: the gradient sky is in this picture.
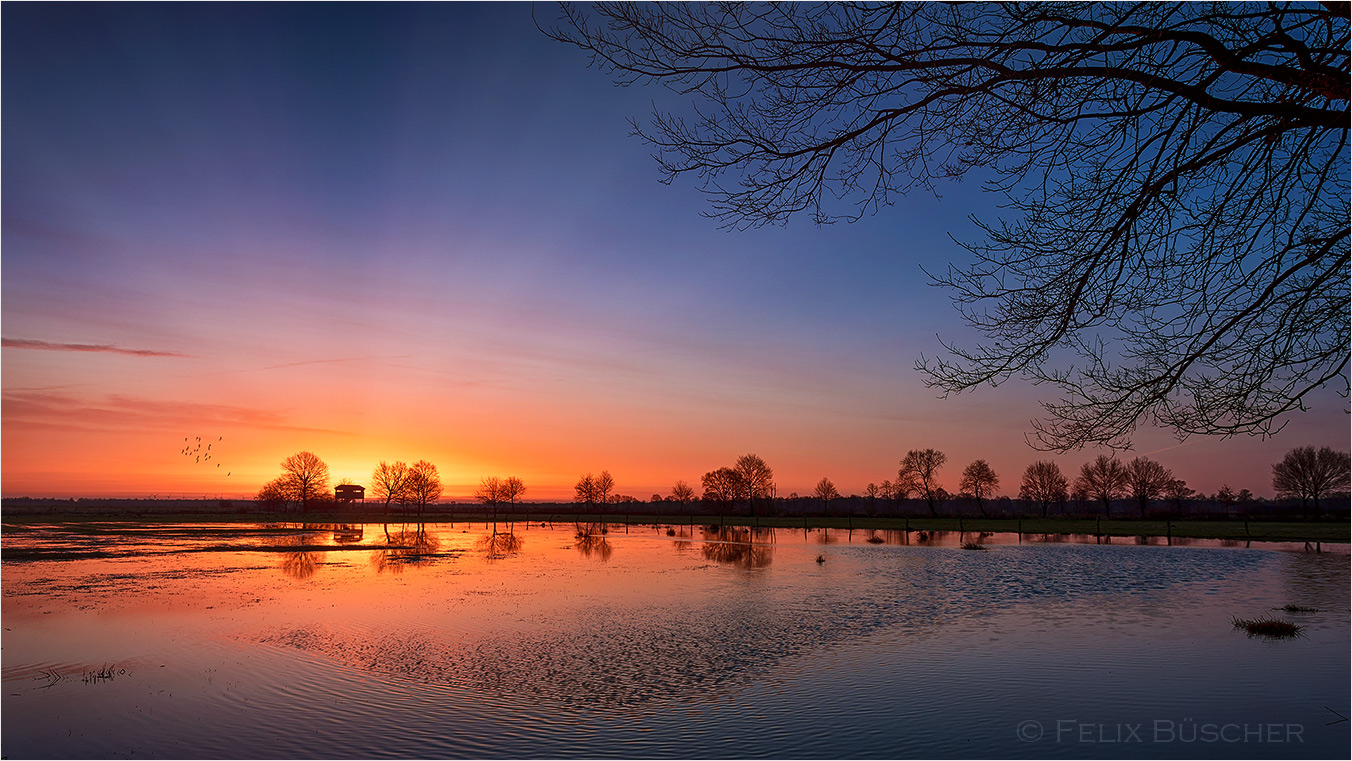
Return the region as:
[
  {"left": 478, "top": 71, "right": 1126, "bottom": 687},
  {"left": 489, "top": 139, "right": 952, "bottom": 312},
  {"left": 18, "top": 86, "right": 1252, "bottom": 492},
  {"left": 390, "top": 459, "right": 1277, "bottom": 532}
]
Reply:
[{"left": 3, "top": 3, "right": 1346, "bottom": 501}]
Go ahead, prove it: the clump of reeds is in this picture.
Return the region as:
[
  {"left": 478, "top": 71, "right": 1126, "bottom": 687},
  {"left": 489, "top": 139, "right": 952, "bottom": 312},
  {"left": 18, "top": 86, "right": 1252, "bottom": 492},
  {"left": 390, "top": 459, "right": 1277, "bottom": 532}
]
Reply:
[
  {"left": 865, "top": 535, "right": 885, "bottom": 544},
  {"left": 1275, "top": 604, "right": 1321, "bottom": 613},
  {"left": 666, "top": 528, "right": 677, "bottom": 536},
  {"left": 1232, "top": 616, "right": 1302, "bottom": 639},
  {"left": 82, "top": 664, "right": 125, "bottom": 683},
  {"left": 960, "top": 542, "right": 987, "bottom": 551}
]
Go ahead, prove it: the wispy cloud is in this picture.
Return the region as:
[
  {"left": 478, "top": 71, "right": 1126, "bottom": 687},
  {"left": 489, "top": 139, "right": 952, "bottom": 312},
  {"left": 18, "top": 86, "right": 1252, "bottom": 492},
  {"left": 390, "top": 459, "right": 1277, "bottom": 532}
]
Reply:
[
  {"left": 259, "top": 355, "right": 411, "bottom": 371},
  {"left": 2, "top": 338, "right": 193, "bottom": 358},
  {"left": 2, "top": 391, "right": 346, "bottom": 436}
]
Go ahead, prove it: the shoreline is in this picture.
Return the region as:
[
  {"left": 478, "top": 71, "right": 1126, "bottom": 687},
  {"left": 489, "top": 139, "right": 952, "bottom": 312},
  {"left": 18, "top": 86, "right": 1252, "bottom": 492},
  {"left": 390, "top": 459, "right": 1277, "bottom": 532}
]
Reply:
[{"left": 2, "top": 507, "right": 1347, "bottom": 544}]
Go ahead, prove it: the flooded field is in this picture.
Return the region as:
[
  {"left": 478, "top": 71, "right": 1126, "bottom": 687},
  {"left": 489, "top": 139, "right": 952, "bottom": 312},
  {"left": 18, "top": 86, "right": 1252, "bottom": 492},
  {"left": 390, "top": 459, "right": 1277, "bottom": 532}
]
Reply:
[{"left": 2, "top": 521, "right": 1348, "bottom": 758}]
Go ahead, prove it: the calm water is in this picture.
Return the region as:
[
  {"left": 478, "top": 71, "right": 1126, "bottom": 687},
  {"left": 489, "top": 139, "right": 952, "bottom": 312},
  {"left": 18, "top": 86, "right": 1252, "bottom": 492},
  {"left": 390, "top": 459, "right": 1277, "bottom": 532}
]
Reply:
[{"left": 2, "top": 522, "right": 1348, "bottom": 759}]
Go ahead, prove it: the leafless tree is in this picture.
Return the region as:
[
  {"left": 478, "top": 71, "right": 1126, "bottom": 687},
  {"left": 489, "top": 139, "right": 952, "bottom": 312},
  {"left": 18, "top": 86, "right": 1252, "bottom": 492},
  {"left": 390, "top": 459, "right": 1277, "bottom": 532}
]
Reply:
[
  {"left": 278, "top": 451, "right": 329, "bottom": 512},
  {"left": 1019, "top": 460, "right": 1069, "bottom": 517},
  {"left": 1071, "top": 483, "right": 1091, "bottom": 514},
  {"left": 471, "top": 475, "right": 524, "bottom": 529},
  {"left": 670, "top": 479, "right": 696, "bottom": 503},
  {"left": 404, "top": 460, "right": 442, "bottom": 519},
  {"left": 255, "top": 477, "right": 290, "bottom": 510},
  {"left": 735, "top": 453, "right": 775, "bottom": 515},
  {"left": 1214, "top": 484, "right": 1239, "bottom": 517},
  {"left": 546, "top": 3, "right": 1350, "bottom": 451},
  {"left": 701, "top": 467, "right": 743, "bottom": 512},
  {"left": 594, "top": 470, "right": 615, "bottom": 507},
  {"left": 1163, "top": 478, "right": 1195, "bottom": 512},
  {"left": 574, "top": 473, "right": 598, "bottom": 507},
  {"left": 1124, "top": 457, "right": 1174, "bottom": 518},
  {"left": 1272, "top": 445, "right": 1351, "bottom": 516},
  {"left": 879, "top": 479, "right": 900, "bottom": 513},
  {"left": 1074, "top": 454, "right": 1128, "bottom": 516},
  {"left": 503, "top": 476, "right": 526, "bottom": 504},
  {"left": 959, "top": 460, "right": 1000, "bottom": 517},
  {"left": 502, "top": 476, "right": 526, "bottom": 526},
  {"left": 864, "top": 482, "right": 879, "bottom": 513},
  {"left": 371, "top": 460, "right": 411, "bottom": 517},
  {"left": 900, "top": 449, "right": 947, "bottom": 516},
  {"left": 476, "top": 476, "right": 504, "bottom": 525},
  {"left": 813, "top": 477, "right": 840, "bottom": 512}
]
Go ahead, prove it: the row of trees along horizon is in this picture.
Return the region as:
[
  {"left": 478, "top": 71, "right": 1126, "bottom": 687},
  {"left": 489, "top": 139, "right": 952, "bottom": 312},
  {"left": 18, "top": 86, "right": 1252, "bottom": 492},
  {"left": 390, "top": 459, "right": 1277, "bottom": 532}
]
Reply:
[{"left": 256, "top": 447, "right": 1351, "bottom": 519}]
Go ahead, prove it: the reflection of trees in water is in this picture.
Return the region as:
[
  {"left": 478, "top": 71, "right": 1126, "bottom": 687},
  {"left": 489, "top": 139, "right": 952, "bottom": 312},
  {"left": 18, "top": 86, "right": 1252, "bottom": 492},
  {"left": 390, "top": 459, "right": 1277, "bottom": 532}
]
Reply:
[
  {"left": 370, "top": 525, "right": 440, "bottom": 573},
  {"left": 333, "top": 524, "right": 364, "bottom": 543},
  {"left": 265, "top": 524, "right": 328, "bottom": 579},
  {"left": 260, "top": 523, "right": 328, "bottom": 547},
  {"left": 575, "top": 533, "right": 613, "bottom": 562},
  {"left": 281, "top": 551, "right": 319, "bottom": 579},
  {"left": 575, "top": 522, "right": 609, "bottom": 537},
  {"left": 477, "top": 532, "right": 525, "bottom": 562},
  {"left": 1282, "top": 551, "right": 1350, "bottom": 613},
  {"left": 701, "top": 526, "right": 773, "bottom": 569}
]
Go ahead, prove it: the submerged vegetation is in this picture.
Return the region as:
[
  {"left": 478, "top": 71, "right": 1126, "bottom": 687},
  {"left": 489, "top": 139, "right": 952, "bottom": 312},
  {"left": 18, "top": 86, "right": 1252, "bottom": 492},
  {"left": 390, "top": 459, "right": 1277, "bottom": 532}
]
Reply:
[
  {"left": 82, "top": 664, "right": 126, "bottom": 683},
  {"left": 1231, "top": 616, "right": 1304, "bottom": 639}
]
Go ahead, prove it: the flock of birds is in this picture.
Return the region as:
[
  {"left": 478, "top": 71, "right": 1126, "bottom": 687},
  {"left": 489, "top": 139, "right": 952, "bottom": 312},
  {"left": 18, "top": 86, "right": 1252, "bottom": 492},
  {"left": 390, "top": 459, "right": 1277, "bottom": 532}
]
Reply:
[{"left": 180, "top": 435, "right": 229, "bottom": 476}]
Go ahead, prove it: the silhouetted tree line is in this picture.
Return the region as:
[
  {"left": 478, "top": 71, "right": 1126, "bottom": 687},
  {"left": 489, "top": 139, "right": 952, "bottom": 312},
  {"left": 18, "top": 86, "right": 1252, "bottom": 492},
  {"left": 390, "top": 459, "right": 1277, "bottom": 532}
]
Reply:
[
  {"left": 257, "top": 452, "right": 443, "bottom": 517},
  {"left": 253, "top": 444, "right": 1348, "bottom": 521}
]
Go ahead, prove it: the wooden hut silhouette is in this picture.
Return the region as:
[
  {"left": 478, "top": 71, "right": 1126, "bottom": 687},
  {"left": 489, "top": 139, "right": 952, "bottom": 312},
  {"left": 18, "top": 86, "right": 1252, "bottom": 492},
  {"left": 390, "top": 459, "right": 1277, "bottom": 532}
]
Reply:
[{"left": 335, "top": 484, "right": 365, "bottom": 503}]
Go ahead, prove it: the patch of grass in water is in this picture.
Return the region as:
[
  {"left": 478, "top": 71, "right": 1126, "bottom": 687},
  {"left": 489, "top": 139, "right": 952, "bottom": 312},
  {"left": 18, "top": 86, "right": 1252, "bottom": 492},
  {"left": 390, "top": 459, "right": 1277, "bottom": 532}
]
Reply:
[
  {"left": 82, "top": 664, "right": 127, "bottom": 683},
  {"left": 1275, "top": 604, "right": 1321, "bottom": 613},
  {"left": 1232, "top": 616, "right": 1303, "bottom": 639},
  {"left": 960, "top": 542, "right": 987, "bottom": 551},
  {"left": 865, "top": 535, "right": 885, "bottom": 544}
]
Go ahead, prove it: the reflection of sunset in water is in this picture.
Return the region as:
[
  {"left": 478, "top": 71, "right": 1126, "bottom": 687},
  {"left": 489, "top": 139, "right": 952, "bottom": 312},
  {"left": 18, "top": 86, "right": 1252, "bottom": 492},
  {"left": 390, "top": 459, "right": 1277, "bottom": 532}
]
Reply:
[
  {"left": 2, "top": 522, "right": 1347, "bottom": 758},
  {"left": 477, "top": 531, "right": 524, "bottom": 561}
]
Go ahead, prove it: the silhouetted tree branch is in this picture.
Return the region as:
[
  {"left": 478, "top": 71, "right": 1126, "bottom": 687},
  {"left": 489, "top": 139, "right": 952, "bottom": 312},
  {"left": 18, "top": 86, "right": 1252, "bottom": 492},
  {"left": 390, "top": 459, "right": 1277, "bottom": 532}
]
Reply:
[{"left": 546, "top": 2, "right": 1350, "bottom": 450}]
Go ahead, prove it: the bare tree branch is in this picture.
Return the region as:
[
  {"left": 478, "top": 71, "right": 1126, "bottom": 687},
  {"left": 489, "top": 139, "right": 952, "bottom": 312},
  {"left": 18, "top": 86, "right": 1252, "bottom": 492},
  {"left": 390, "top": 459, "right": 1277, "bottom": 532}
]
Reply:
[{"left": 545, "top": 2, "right": 1350, "bottom": 450}]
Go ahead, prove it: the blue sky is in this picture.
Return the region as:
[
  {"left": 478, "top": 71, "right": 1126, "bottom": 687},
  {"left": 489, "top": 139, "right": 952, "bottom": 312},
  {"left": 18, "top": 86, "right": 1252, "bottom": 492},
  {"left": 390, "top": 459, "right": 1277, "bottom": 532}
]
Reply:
[{"left": 3, "top": 2, "right": 1344, "bottom": 499}]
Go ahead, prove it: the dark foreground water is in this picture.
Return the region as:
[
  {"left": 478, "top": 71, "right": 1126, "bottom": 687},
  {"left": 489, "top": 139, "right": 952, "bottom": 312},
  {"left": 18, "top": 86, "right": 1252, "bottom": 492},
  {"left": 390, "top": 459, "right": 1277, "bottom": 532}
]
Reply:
[{"left": 2, "top": 522, "right": 1348, "bottom": 759}]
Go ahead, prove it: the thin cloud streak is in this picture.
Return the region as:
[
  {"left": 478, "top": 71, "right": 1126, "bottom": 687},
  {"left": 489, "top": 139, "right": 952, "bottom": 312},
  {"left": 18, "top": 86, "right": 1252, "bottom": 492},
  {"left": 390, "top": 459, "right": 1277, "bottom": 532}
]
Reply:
[
  {"left": 2, "top": 391, "right": 348, "bottom": 436},
  {"left": 2, "top": 338, "right": 193, "bottom": 358},
  {"left": 258, "top": 355, "right": 413, "bottom": 371}
]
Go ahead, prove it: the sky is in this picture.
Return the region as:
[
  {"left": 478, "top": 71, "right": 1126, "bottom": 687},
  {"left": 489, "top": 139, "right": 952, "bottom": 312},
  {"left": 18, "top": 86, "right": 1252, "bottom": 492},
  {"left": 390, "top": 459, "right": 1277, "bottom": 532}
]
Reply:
[{"left": 3, "top": 3, "right": 1346, "bottom": 501}]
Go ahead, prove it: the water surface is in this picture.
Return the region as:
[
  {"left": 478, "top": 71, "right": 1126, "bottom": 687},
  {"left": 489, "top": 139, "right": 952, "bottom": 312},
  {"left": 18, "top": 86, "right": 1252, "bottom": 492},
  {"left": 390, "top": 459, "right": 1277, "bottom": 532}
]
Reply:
[{"left": 3, "top": 522, "right": 1347, "bottom": 758}]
